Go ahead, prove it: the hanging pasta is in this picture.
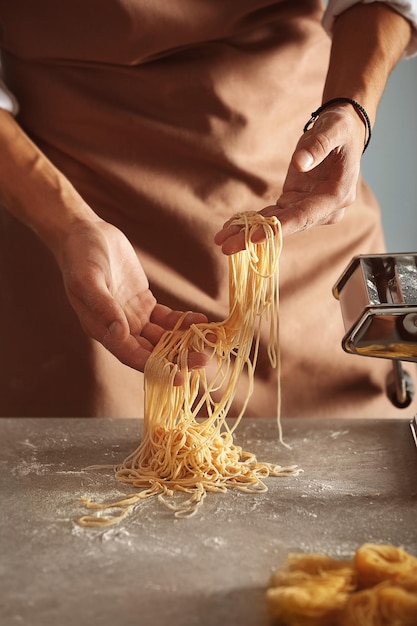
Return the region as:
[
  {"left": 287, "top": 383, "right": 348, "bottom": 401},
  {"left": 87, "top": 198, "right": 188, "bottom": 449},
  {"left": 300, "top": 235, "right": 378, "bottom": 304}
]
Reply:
[{"left": 78, "top": 211, "right": 299, "bottom": 527}]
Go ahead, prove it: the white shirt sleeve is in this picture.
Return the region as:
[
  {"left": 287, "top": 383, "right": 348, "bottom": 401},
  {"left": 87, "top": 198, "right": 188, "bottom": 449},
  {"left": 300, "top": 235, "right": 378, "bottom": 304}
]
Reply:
[
  {"left": 323, "top": 0, "right": 417, "bottom": 57},
  {"left": 0, "top": 63, "right": 19, "bottom": 114}
]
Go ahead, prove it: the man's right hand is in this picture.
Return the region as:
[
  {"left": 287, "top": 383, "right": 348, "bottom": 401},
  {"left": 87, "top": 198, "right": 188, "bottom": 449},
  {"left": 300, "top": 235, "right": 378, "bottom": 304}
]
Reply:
[{"left": 56, "top": 218, "right": 209, "bottom": 383}]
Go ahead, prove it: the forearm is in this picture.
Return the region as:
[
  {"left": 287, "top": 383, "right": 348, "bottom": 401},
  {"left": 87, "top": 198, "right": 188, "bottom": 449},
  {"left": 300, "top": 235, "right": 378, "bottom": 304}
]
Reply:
[
  {"left": 323, "top": 2, "right": 413, "bottom": 123},
  {"left": 0, "top": 109, "right": 99, "bottom": 259}
]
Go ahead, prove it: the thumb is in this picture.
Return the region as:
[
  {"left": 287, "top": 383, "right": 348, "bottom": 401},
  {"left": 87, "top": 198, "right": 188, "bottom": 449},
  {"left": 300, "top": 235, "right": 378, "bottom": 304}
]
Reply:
[
  {"left": 293, "top": 148, "right": 315, "bottom": 172},
  {"left": 65, "top": 274, "right": 131, "bottom": 345},
  {"left": 292, "top": 131, "right": 334, "bottom": 172},
  {"left": 292, "top": 114, "right": 340, "bottom": 172}
]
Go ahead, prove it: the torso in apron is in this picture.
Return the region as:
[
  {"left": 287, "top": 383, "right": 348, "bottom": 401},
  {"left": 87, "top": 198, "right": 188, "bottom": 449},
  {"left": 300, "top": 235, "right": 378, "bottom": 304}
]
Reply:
[{"left": 1, "top": 0, "right": 414, "bottom": 418}]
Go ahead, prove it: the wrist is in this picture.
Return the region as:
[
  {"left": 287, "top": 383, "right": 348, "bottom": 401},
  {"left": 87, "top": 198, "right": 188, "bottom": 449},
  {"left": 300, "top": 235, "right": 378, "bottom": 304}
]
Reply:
[{"left": 304, "top": 98, "right": 372, "bottom": 153}]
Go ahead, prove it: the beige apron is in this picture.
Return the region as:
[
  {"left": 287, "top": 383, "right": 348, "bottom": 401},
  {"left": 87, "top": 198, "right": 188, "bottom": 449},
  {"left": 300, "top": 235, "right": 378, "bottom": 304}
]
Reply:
[{"left": 0, "top": 0, "right": 415, "bottom": 418}]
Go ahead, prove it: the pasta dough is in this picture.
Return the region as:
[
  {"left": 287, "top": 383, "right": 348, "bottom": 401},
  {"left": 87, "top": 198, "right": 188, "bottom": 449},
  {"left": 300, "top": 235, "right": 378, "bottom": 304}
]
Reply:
[
  {"left": 267, "top": 543, "right": 417, "bottom": 626},
  {"left": 78, "top": 211, "right": 299, "bottom": 527}
]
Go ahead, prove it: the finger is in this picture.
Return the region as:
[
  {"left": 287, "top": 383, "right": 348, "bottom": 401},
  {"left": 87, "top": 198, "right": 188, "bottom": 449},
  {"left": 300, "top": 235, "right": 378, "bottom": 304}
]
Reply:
[
  {"left": 145, "top": 312, "right": 213, "bottom": 367},
  {"left": 292, "top": 130, "right": 334, "bottom": 173},
  {"left": 216, "top": 230, "right": 246, "bottom": 255},
  {"left": 69, "top": 291, "right": 131, "bottom": 345},
  {"left": 292, "top": 105, "right": 364, "bottom": 174},
  {"left": 187, "top": 351, "right": 210, "bottom": 369},
  {"left": 275, "top": 197, "right": 344, "bottom": 235},
  {"left": 217, "top": 209, "right": 282, "bottom": 254},
  {"left": 292, "top": 147, "right": 315, "bottom": 172},
  {"left": 104, "top": 330, "right": 209, "bottom": 386},
  {"left": 65, "top": 268, "right": 132, "bottom": 341},
  {"left": 101, "top": 328, "right": 189, "bottom": 385},
  {"left": 214, "top": 223, "right": 243, "bottom": 246},
  {"left": 103, "top": 327, "right": 152, "bottom": 363},
  {"left": 139, "top": 321, "right": 167, "bottom": 346},
  {"left": 178, "top": 311, "right": 208, "bottom": 328},
  {"left": 150, "top": 305, "right": 207, "bottom": 330}
]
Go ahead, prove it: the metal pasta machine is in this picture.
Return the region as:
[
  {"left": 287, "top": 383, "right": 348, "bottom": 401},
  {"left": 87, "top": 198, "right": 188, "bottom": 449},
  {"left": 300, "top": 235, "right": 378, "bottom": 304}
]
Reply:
[{"left": 333, "top": 253, "right": 417, "bottom": 440}]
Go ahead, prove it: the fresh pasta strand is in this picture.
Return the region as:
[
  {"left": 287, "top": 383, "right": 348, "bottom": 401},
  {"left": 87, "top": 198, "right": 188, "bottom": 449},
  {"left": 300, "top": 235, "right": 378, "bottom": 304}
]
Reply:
[{"left": 77, "top": 211, "right": 300, "bottom": 527}]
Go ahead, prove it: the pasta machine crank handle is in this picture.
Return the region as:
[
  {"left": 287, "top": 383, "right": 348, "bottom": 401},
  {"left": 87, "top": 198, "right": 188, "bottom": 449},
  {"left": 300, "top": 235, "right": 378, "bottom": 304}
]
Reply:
[{"left": 386, "top": 360, "right": 415, "bottom": 409}]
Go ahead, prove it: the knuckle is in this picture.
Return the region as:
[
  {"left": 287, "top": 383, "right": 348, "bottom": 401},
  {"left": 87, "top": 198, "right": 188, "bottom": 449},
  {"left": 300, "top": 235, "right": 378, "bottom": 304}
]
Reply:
[
  {"left": 340, "top": 185, "right": 357, "bottom": 207},
  {"left": 313, "top": 131, "right": 332, "bottom": 155},
  {"left": 326, "top": 209, "right": 345, "bottom": 225},
  {"left": 299, "top": 214, "right": 316, "bottom": 231}
]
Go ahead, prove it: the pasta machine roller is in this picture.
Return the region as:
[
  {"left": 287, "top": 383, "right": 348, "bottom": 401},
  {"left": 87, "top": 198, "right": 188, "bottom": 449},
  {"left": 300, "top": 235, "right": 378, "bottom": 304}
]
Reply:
[{"left": 333, "top": 253, "right": 417, "bottom": 410}]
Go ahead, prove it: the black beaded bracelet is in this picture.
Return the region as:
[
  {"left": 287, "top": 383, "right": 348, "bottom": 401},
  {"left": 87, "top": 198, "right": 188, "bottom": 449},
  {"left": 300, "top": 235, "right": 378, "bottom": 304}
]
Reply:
[{"left": 303, "top": 97, "right": 372, "bottom": 153}]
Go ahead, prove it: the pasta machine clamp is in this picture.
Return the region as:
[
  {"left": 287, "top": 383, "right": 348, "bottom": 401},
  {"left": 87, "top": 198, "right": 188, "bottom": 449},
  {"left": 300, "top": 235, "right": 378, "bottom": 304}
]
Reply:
[{"left": 333, "top": 253, "right": 417, "bottom": 410}]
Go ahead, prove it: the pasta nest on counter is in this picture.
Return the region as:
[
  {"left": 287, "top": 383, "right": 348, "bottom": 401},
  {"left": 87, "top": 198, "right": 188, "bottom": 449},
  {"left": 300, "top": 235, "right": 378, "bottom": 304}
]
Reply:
[{"left": 267, "top": 543, "right": 417, "bottom": 626}]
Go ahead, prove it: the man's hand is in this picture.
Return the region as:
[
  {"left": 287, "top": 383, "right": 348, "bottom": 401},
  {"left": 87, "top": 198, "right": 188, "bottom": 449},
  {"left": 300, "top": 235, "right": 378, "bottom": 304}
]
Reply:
[
  {"left": 214, "top": 103, "right": 365, "bottom": 255},
  {"left": 56, "top": 218, "right": 208, "bottom": 383}
]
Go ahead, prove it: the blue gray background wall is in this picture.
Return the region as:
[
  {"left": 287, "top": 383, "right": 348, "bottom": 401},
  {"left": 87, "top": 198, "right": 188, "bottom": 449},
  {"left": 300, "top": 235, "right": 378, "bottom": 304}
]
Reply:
[{"left": 362, "top": 57, "right": 417, "bottom": 252}]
